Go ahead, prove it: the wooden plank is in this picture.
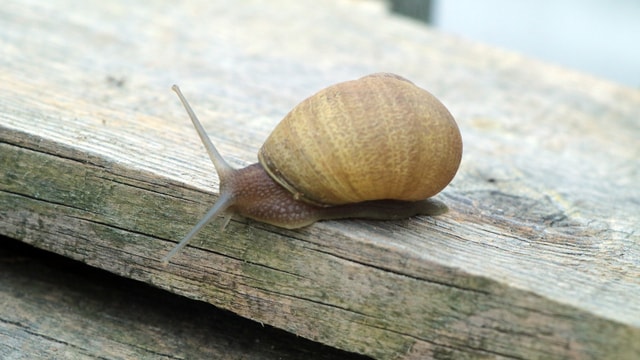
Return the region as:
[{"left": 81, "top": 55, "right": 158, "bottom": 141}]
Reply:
[
  {"left": 0, "top": 237, "right": 369, "bottom": 359},
  {"left": 1, "top": 0, "right": 639, "bottom": 359}
]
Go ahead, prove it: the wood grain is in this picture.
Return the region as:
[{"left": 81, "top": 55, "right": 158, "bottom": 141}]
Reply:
[
  {"left": 1, "top": 0, "right": 639, "bottom": 359},
  {"left": 0, "top": 238, "right": 370, "bottom": 360}
]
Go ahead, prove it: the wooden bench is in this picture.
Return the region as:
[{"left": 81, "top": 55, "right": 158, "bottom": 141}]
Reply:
[{"left": 1, "top": 1, "right": 638, "bottom": 359}]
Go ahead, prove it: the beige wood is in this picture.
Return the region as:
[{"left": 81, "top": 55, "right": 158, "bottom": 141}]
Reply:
[{"left": 1, "top": 0, "right": 638, "bottom": 359}]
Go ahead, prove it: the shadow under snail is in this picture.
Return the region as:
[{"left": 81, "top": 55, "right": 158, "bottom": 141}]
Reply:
[{"left": 162, "top": 73, "right": 462, "bottom": 263}]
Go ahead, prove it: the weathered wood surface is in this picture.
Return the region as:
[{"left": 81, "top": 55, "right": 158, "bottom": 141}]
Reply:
[
  {"left": 0, "top": 237, "right": 369, "bottom": 360},
  {"left": 1, "top": 0, "right": 639, "bottom": 359}
]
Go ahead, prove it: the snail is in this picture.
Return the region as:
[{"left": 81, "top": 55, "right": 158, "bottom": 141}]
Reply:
[{"left": 162, "top": 73, "right": 462, "bottom": 262}]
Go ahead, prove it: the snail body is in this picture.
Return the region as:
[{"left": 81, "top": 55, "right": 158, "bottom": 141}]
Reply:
[{"left": 162, "top": 73, "right": 462, "bottom": 262}]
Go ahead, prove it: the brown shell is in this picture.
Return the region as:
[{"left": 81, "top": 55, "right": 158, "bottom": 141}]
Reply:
[{"left": 257, "top": 73, "right": 462, "bottom": 206}]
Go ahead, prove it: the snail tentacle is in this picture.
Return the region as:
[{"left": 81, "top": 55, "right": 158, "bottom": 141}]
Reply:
[
  {"left": 172, "top": 85, "right": 234, "bottom": 179},
  {"left": 162, "top": 191, "right": 234, "bottom": 264},
  {"left": 164, "top": 85, "right": 238, "bottom": 263}
]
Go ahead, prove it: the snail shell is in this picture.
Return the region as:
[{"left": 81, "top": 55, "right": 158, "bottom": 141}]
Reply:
[{"left": 259, "top": 73, "right": 462, "bottom": 206}]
